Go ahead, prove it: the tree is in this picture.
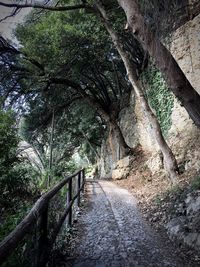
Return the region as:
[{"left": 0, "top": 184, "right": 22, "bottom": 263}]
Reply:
[
  {"left": 94, "top": 1, "right": 179, "bottom": 183},
  {"left": 0, "top": 8, "right": 145, "bottom": 159},
  {"left": 1, "top": 0, "right": 194, "bottom": 181},
  {"left": 0, "top": 109, "right": 34, "bottom": 208},
  {"left": 19, "top": 96, "right": 104, "bottom": 186}
]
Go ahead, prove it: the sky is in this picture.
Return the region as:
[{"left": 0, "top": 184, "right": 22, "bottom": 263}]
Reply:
[
  {"left": 0, "top": 0, "right": 48, "bottom": 43},
  {"left": 0, "top": 3, "right": 31, "bottom": 42}
]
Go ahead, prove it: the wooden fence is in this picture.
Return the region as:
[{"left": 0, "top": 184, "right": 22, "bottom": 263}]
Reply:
[{"left": 0, "top": 169, "right": 85, "bottom": 266}]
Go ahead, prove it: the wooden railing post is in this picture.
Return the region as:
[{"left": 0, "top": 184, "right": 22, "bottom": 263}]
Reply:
[
  {"left": 37, "top": 203, "right": 49, "bottom": 267},
  {"left": 82, "top": 169, "right": 85, "bottom": 192},
  {"left": 67, "top": 178, "right": 72, "bottom": 227},
  {"left": 77, "top": 172, "right": 81, "bottom": 207}
]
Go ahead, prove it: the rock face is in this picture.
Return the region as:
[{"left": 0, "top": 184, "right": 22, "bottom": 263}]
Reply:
[
  {"left": 98, "top": 136, "right": 118, "bottom": 179},
  {"left": 145, "top": 152, "right": 163, "bottom": 174},
  {"left": 170, "top": 13, "right": 200, "bottom": 95},
  {"left": 112, "top": 156, "right": 132, "bottom": 180},
  {"left": 166, "top": 192, "right": 200, "bottom": 251},
  {"left": 98, "top": 13, "right": 200, "bottom": 179},
  {"left": 166, "top": 13, "right": 200, "bottom": 167},
  {"left": 98, "top": 95, "right": 139, "bottom": 179},
  {"left": 119, "top": 92, "right": 139, "bottom": 148},
  {"left": 134, "top": 98, "right": 160, "bottom": 153}
]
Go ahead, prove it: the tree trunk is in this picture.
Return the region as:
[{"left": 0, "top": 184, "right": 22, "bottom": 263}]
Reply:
[
  {"left": 95, "top": 1, "right": 178, "bottom": 183},
  {"left": 83, "top": 96, "right": 131, "bottom": 156},
  {"left": 48, "top": 109, "right": 55, "bottom": 188},
  {"left": 117, "top": 0, "right": 200, "bottom": 128}
]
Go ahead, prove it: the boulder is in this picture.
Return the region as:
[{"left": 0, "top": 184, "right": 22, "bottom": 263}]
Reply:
[
  {"left": 112, "top": 156, "right": 133, "bottom": 180},
  {"left": 112, "top": 168, "right": 129, "bottom": 180},
  {"left": 146, "top": 152, "right": 163, "bottom": 174},
  {"left": 116, "top": 156, "right": 131, "bottom": 169}
]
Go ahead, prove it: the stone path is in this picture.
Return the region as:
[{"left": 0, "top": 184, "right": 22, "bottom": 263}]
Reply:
[{"left": 66, "top": 180, "right": 195, "bottom": 267}]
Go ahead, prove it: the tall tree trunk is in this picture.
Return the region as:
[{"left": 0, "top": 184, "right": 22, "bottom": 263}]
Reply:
[
  {"left": 48, "top": 109, "right": 55, "bottom": 188},
  {"left": 83, "top": 96, "right": 131, "bottom": 156},
  {"left": 117, "top": 0, "right": 200, "bottom": 128},
  {"left": 95, "top": 1, "right": 179, "bottom": 183}
]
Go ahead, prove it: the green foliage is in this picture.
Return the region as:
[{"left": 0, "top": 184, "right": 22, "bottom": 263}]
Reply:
[
  {"left": 0, "top": 110, "right": 20, "bottom": 203},
  {"left": 0, "top": 110, "right": 38, "bottom": 247},
  {"left": 0, "top": 109, "right": 18, "bottom": 167},
  {"left": 0, "top": 110, "right": 38, "bottom": 204},
  {"left": 142, "top": 65, "right": 174, "bottom": 137},
  {"left": 18, "top": 98, "right": 103, "bottom": 189},
  {"left": 0, "top": 201, "right": 31, "bottom": 240},
  {"left": 15, "top": 9, "right": 109, "bottom": 74}
]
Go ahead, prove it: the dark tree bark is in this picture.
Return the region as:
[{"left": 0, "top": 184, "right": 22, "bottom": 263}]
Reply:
[
  {"left": 117, "top": 0, "right": 200, "bottom": 128},
  {"left": 47, "top": 109, "right": 55, "bottom": 188},
  {"left": 95, "top": 1, "right": 179, "bottom": 183}
]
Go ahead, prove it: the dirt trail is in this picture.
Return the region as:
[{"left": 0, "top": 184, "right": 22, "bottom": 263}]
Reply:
[{"left": 66, "top": 180, "right": 196, "bottom": 267}]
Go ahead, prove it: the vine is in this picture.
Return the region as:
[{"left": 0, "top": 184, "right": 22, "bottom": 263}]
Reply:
[{"left": 141, "top": 65, "right": 174, "bottom": 137}]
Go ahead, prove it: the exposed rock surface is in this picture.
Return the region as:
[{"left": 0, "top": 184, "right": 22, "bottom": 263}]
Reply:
[
  {"left": 145, "top": 152, "right": 163, "bottom": 174},
  {"left": 170, "top": 13, "right": 200, "bottom": 95},
  {"left": 98, "top": 94, "right": 139, "bottom": 179},
  {"left": 119, "top": 92, "right": 138, "bottom": 148},
  {"left": 112, "top": 156, "right": 133, "bottom": 180},
  {"left": 98, "top": 137, "right": 115, "bottom": 179},
  {"left": 98, "top": 12, "right": 200, "bottom": 179}
]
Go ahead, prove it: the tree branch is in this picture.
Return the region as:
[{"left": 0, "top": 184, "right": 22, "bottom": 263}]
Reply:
[{"left": 0, "top": 2, "right": 90, "bottom": 12}]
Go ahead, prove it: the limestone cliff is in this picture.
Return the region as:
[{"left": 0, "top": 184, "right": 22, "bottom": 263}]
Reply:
[{"left": 98, "top": 13, "right": 200, "bottom": 179}]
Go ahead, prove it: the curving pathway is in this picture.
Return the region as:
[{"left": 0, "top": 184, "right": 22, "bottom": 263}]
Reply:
[{"left": 66, "top": 180, "right": 196, "bottom": 267}]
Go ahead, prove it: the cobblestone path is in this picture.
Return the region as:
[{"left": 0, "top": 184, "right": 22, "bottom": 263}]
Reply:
[{"left": 67, "top": 180, "right": 194, "bottom": 267}]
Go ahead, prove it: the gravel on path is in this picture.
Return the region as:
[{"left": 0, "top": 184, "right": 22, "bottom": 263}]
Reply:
[{"left": 66, "top": 180, "right": 196, "bottom": 267}]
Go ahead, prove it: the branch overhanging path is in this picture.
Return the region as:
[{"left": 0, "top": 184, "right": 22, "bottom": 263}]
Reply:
[
  {"left": 0, "top": 1, "right": 90, "bottom": 23},
  {"left": 0, "top": 2, "right": 88, "bottom": 11}
]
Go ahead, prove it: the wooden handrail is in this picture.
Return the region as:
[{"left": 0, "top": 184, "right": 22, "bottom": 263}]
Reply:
[
  {"left": 0, "top": 169, "right": 85, "bottom": 266},
  {"left": 50, "top": 181, "right": 85, "bottom": 245}
]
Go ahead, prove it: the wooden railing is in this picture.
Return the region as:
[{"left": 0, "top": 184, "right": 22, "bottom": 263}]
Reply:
[{"left": 0, "top": 169, "right": 85, "bottom": 267}]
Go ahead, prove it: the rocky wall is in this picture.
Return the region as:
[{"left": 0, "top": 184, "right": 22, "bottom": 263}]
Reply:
[
  {"left": 98, "top": 13, "right": 200, "bottom": 178},
  {"left": 170, "top": 14, "right": 200, "bottom": 95},
  {"left": 166, "top": 14, "right": 200, "bottom": 170},
  {"left": 98, "top": 93, "right": 139, "bottom": 178},
  {"left": 134, "top": 13, "right": 200, "bottom": 161}
]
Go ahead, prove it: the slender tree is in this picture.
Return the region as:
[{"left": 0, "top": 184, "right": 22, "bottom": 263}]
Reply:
[{"left": 95, "top": 1, "right": 179, "bottom": 183}]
